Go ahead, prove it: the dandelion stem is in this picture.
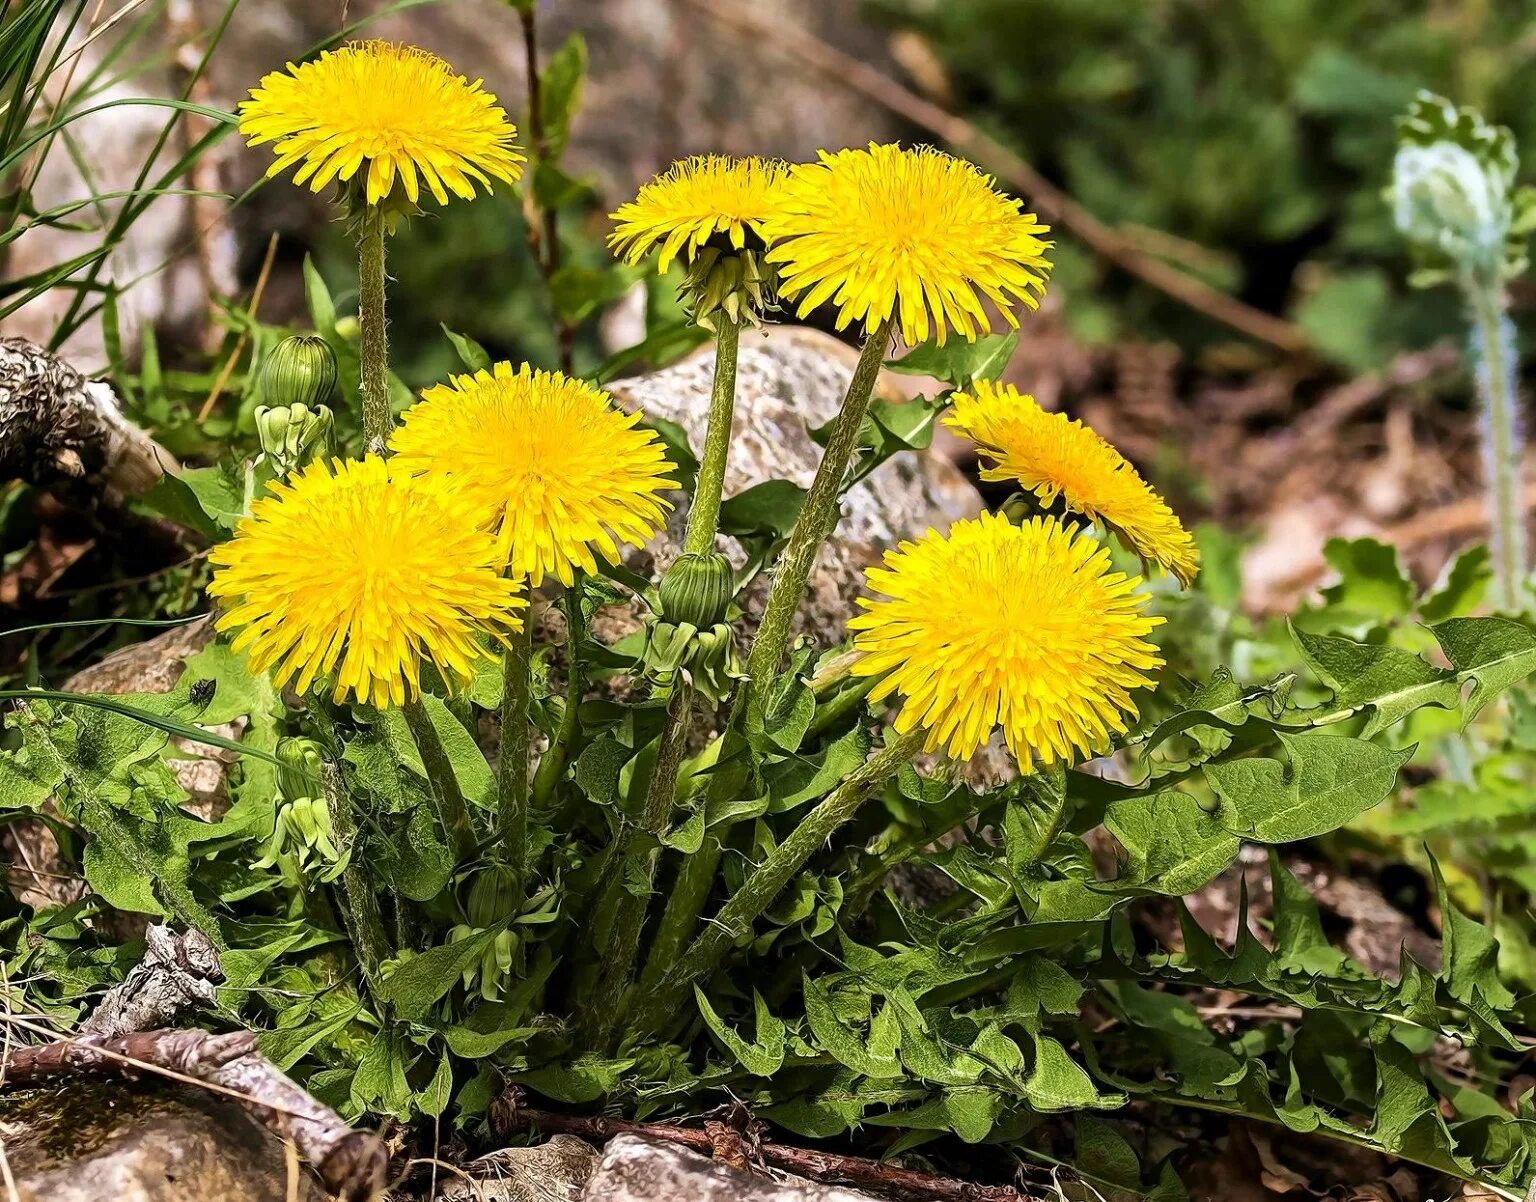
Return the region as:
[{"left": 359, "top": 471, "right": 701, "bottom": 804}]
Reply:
[
  {"left": 1467, "top": 272, "right": 1526, "bottom": 610},
  {"left": 400, "top": 698, "right": 477, "bottom": 865},
  {"left": 496, "top": 616, "right": 535, "bottom": 900},
  {"left": 628, "top": 726, "right": 923, "bottom": 1039},
  {"left": 683, "top": 319, "right": 741, "bottom": 555},
  {"left": 531, "top": 586, "right": 584, "bottom": 811},
  {"left": 734, "top": 322, "right": 891, "bottom": 729},
  {"left": 356, "top": 203, "right": 392, "bottom": 454},
  {"left": 585, "top": 682, "right": 695, "bottom": 1048},
  {"left": 317, "top": 761, "right": 389, "bottom": 998}
]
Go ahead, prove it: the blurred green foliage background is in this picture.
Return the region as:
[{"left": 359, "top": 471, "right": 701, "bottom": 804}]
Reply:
[{"left": 869, "top": 0, "right": 1534, "bottom": 368}]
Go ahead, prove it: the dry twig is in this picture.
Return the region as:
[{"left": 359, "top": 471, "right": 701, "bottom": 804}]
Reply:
[{"left": 492, "top": 1097, "right": 1030, "bottom": 1202}]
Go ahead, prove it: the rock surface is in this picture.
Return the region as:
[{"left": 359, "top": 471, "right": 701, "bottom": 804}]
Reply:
[
  {"left": 605, "top": 324, "right": 981, "bottom": 647},
  {"left": 438, "top": 1135, "right": 600, "bottom": 1201},
  {"left": 0, "top": 1080, "right": 325, "bottom": 1202},
  {"left": 581, "top": 1135, "right": 878, "bottom": 1202}
]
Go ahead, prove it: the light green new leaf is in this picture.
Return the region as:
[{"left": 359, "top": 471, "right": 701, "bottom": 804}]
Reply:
[
  {"left": 1209, "top": 731, "right": 1411, "bottom": 843},
  {"left": 1024, "top": 1035, "right": 1124, "bottom": 1111},
  {"left": 694, "top": 988, "right": 785, "bottom": 1076}
]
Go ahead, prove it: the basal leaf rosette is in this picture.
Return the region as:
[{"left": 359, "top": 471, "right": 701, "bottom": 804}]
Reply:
[
  {"left": 239, "top": 41, "right": 524, "bottom": 210},
  {"left": 388, "top": 362, "right": 677, "bottom": 587},
  {"left": 849, "top": 512, "right": 1164, "bottom": 769},
  {"left": 761, "top": 143, "right": 1053, "bottom": 346},
  {"left": 945, "top": 380, "right": 1200, "bottom": 587},
  {"left": 209, "top": 456, "right": 524, "bottom": 708}
]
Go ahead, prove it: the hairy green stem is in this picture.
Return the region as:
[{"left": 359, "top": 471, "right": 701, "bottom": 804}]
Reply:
[
  {"left": 585, "top": 684, "right": 696, "bottom": 1046},
  {"left": 1467, "top": 272, "right": 1526, "bottom": 611},
  {"left": 683, "top": 319, "right": 741, "bottom": 554},
  {"left": 497, "top": 619, "right": 535, "bottom": 899},
  {"left": 532, "top": 587, "right": 584, "bottom": 811},
  {"left": 639, "top": 828, "right": 722, "bottom": 994},
  {"left": 628, "top": 727, "right": 923, "bottom": 1038},
  {"left": 400, "top": 698, "right": 476, "bottom": 865},
  {"left": 318, "top": 762, "right": 389, "bottom": 995},
  {"left": 356, "top": 203, "right": 391, "bottom": 454},
  {"left": 735, "top": 323, "right": 890, "bottom": 729}
]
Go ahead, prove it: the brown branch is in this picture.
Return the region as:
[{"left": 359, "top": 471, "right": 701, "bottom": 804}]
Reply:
[
  {"left": 682, "top": 0, "right": 1308, "bottom": 355},
  {"left": 0, "top": 1027, "right": 255, "bottom": 1087},
  {"left": 0, "top": 1019, "right": 386, "bottom": 1202},
  {"left": 491, "top": 1099, "right": 1030, "bottom": 1202}
]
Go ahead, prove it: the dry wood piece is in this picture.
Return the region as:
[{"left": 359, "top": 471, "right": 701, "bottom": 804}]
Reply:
[
  {"left": 0, "top": 1022, "right": 388, "bottom": 1201},
  {"left": 80, "top": 923, "right": 223, "bottom": 1038},
  {"left": 0, "top": 1026, "right": 256, "bottom": 1086},
  {"left": 492, "top": 1101, "right": 1030, "bottom": 1202},
  {"left": 0, "top": 336, "right": 176, "bottom": 499}
]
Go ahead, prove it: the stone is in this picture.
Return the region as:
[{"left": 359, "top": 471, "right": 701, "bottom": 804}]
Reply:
[
  {"left": 605, "top": 324, "right": 982, "bottom": 648},
  {"left": 0, "top": 1079, "right": 326, "bottom": 1202},
  {"left": 438, "top": 1135, "right": 599, "bottom": 1202},
  {"left": 580, "top": 1135, "right": 878, "bottom": 1202}
]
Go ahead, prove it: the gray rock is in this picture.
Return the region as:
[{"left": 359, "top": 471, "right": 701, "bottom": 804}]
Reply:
[
  {"left": 605, "top": 324, "right": 982, "bottom": 648},
  {"left": 581, "top": 1135, "right": 878, "bottom": 1202},
  {"left": 0, "top": 1079, "right": 326, "bottom": 1202},
  {"left": 438, "top": 1135, "right": 600, "bottom": 1201}
]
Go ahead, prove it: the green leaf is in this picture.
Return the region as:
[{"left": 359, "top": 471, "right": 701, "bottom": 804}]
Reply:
[
  {"left": 419, "top": 1054, "right": 454, "bottom": 1119},
  {"left": 1209, "top": 731, "right": 1411, "bottom": 843},
  {"left": 303, "top": 255, "right": 336, "bottom": 333},
  {"left": 885, "top": 332, "right": 1018, "bottom": 388},
  {"left": 391, "top": 804, "right": 453, "bottom": 901},
  {"left": 539, "top": 34, "right": 586, "bottom": 162},
  {"left": 441, "top": 325, "right": 490, "bottom": 372},
  {"left": 141, "top": 465, "right": 244, "bottom": 537},
  {"left": 1105, "top": 789, "right": 1241, "bottom": 894},
  {"left": 1292, "top": 625, "right": 1457, "bottom": 737},
  {"left": 376, "top": 926, "right": 504, "bottom": 1020},
  {"left": 694, "top": 988, "right": 785, "bottom": 1076},
  {"left": 1433, "top": 616, "right": 1536, "bottom": 722},
  {"left": 718, "top": 479, "right": 807, "bottom": 540},
  {"left": 1315, "top": 537, "right": 1414, "bottom": 624},
  {"left": 1024, "top": 1035, "right": 1123, "bottom": 1111},
  {"left": 518, "top": 1055, "right": 634, "bottom": 1104},
  {"left": 1419, "top": 545, "right": 1491, "bottom": 622},
  {"left": 803, "top": 975, "right": 900, "bottom": 1078}
]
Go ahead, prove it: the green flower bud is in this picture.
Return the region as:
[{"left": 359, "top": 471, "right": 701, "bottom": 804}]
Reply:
[
  {"left": 275, "top": 737, "right": 325, "bottom": 802},
  {"left": 255, "top": 401, "right": 335, "bottom": 475},
  {"left": 466, "top": 864, "right": 518, "bottom": 928},
  {"left": 262, "top": 335, "right": 338, "bottom": 410},
  {"left": 658, "top": 551, "right": 734, "bottom": 629}
]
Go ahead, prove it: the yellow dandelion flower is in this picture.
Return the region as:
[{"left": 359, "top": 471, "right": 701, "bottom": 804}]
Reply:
[
  {"left": 238, "top": 41, "right": 524, "bottom": 208},
  {"left": 945, "top": 380, "right": 1199, "bottom": 587},
  {"left": 209, "top": 457, "right": 524, "bottom": 709},
  {"left": 389, "top": 363, "right": 677, "bottom": 588},
  {"left": 609, "top": 155, "right": 788, "bottom": 271},
  {"left": 761, "top": 143, "right": 1052, "bottom": 346},
  {"left": 849, "top": 512, "right": 1163, "bottom": 768}
]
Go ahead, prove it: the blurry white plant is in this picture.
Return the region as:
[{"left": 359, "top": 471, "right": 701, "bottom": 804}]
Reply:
[{"left": 1393, "top": 91, "right": 1536, "bottom": 611}]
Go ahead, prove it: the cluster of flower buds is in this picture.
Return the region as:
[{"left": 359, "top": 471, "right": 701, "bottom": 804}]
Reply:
[
  {"left": 682, "top": 239, "right": 777, "bottom": 332},
  {"left": 255, "top": 336, "right": 338, "bottom": 476},
  {"left": 643, "top": 551, "right": 742, "bottom": 702},
  {"left": 255, "top": 738, "right": 348, "bottom": 885}
]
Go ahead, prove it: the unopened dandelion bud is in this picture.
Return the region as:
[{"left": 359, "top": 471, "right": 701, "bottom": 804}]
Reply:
[
  {"left": 466, "top": 864, "right": 518, "bottom": 928},
  {"left": 275, "top": 737, "right": 325, "bottom": 802},
  {"left": 658, "top": 551, "right": 733, "bottom": 629},
  {"left": 262, "top": 335, "right": 338, "bottom": 410}
]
